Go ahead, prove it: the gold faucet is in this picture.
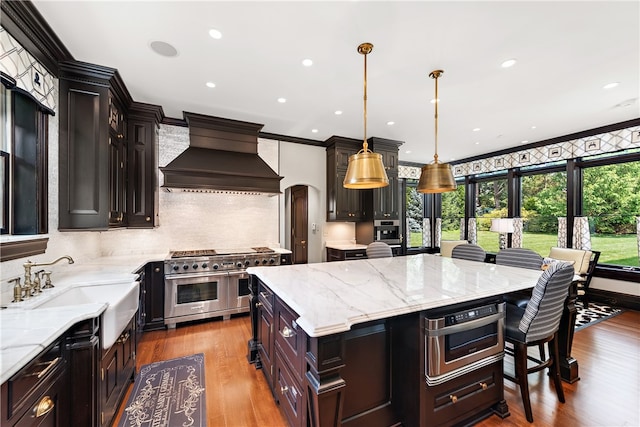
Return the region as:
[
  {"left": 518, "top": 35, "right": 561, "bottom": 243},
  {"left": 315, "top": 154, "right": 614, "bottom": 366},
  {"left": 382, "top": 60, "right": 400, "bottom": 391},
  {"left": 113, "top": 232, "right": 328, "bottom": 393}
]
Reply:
[{"left": 22, "top": 256, "right": 74, "bottom": 299}]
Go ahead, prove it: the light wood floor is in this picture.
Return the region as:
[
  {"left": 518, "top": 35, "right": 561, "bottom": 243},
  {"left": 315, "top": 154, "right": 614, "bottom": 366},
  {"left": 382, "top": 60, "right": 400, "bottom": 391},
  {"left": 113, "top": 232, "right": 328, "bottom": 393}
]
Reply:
[{"left": 115, "top": 309, "right": 640, "bottom": 427}]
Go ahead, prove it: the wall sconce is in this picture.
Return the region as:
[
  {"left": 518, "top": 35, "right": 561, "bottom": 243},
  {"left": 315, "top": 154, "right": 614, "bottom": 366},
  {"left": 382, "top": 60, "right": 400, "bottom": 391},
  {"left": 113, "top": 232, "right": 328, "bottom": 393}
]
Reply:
[{"left": 490, "top": 218, "right": 514, "bottom": 250}]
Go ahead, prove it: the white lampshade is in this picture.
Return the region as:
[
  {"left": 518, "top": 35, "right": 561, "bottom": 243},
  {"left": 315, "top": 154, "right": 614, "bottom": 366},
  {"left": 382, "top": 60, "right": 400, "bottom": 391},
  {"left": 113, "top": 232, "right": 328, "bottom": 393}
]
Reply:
[{"left": 490, "top": 218, "right": 515, "bottom": 233}]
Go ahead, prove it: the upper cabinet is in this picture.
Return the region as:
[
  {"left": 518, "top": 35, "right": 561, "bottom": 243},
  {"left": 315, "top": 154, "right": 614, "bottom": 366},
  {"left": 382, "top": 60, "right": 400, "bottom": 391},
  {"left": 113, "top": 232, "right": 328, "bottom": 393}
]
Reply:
[
  {"left": 326, "top": 136, "right": 402, "bottom": 222},
  {"left": 326, "top": 136, "right": 370, "bottom": 221},
  {"left": 369, "top": 137, "right": 403, "bottom": 220},
  {"left": 58, "top": 61, "right": 162, "bottom": 230}
]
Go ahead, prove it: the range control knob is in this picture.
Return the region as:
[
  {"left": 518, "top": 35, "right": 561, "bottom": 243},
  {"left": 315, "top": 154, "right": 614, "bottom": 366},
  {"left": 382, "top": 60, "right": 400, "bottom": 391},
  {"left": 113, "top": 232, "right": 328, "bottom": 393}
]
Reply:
[
  {"left": 262, "top": 259, "right": 268, "bottom": 265},
  {"left": 201, "top": 263, "right": 208, "bottom": 269},
  {"left": 269, "top": 258, "right": 276, "bottom": 264},
  {"left": 192, "top": 264, "right": 199, "bottom": 269},
  {"left": 212, "top": 264, "right": 219, "bottom": 270},
  {"left": 172, "top": 265, "right": 179, "bottom": 271},
  {"left": 255, "top": 259, "right": 261, "bottom": 265},
  {"left": 244, "top": 260, "right": 251, "bottom": 267},
  {"left": 182, "top": 264, "right": 189, "bottom": 270},
  {"left": 236, "top": 262, "right": 243, "bottom": 268}
]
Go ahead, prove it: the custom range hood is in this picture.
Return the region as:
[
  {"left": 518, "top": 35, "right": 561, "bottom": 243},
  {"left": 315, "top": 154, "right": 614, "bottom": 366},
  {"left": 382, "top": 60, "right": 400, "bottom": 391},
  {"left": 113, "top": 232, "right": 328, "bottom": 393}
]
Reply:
[{"left": 161, "top": 112, "right": 283, "bottom": 194}]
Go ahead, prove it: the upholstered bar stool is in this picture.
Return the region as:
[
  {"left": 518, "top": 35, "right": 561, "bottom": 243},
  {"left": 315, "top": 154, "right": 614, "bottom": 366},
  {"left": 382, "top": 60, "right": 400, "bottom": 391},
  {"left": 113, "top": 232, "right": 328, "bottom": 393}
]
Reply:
[
  {"left": 366, "top": 241, "right": 393, "bottom": 259},
  {"left": 451, "top": 243, "right": 486, "bottom": 262},
  {"left": 504, "top": 261, "right": 575, "bottom": 423}
]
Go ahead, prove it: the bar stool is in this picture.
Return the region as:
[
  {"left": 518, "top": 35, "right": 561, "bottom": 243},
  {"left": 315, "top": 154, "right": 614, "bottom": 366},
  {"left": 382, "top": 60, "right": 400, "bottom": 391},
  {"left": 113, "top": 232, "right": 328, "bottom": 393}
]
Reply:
[{"left": 504, "top": 261, "right": 575, "bottom": 423}]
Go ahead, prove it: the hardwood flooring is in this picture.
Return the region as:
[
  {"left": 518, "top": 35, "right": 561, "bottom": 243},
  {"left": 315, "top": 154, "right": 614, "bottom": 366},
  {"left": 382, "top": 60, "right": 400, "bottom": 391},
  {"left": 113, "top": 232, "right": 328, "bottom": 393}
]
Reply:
[{"left": 115, "top": 309, "right": 640, "bottom": 427}]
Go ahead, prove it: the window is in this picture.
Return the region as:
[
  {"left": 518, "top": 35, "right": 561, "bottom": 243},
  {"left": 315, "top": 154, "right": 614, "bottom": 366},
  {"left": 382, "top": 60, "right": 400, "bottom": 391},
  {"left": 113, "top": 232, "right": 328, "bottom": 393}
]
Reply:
[
  {"left": 0, "top": 84, "right": 49, "bottom": 260},
  {"left": 521, "top": 171, "right": 567, "bottom": 256},
  {"left": 405, "top": 180, "right": 424, "bottom": 248},
  {"left": 475, "top": 177, "right": 507, "bottom": 253},
  {"left": 583, "top": 160, "right": 640, "bottom": 267},
  {"left": 441, "top": 183, "right": 465, "bottom": 241}
]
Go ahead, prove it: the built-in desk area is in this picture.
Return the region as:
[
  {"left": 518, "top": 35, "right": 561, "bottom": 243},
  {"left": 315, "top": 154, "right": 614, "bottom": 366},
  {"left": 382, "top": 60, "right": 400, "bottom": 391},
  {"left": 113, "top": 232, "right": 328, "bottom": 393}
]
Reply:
[{"left": 247, "top": 254, "right": 546, "bottom": 426}]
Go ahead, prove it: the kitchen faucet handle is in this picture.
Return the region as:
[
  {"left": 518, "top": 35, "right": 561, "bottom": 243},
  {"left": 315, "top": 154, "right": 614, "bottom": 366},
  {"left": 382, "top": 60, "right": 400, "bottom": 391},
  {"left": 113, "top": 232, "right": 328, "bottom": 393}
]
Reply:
[
  {"left": 10, "top": 278, "right": 23, "bottom": 302},
  {"left": 42, "top": 271, "right": 54, "bottom": 289},
  {"left": 32, "top": 270, "right": 45, "bottom": 294}
]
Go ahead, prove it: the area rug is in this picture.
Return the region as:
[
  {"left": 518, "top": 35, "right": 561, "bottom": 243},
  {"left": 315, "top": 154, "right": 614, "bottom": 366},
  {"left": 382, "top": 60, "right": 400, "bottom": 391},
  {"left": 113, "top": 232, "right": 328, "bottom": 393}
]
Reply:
[
  {"left": 575, "top": 302, "right": 624, "bottom": 331},
  {"left": 118, "top": 353, "right": 206, "bottom": 427}
]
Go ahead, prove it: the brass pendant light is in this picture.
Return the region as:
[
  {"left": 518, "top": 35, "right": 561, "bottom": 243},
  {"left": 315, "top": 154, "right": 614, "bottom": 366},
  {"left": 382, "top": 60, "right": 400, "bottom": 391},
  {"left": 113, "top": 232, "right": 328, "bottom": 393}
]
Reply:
[
  {"left": 343, "top": 43, "right": 389, "bottom": 189},
  {"left": 417, "top": 70, "right": 457, "bottom": 193}
]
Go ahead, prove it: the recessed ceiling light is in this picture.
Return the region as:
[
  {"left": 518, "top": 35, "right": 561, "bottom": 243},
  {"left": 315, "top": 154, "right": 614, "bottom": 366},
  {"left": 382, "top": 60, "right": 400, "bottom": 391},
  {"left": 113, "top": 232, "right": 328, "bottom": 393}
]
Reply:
[
  {"left": 311, "top": 129, "right": 318, "bottom": 133},
  {"left": 473, "top": 128, "right": 481, "bottom": 132},
  {"left": 405, "top": 150, "right": 411, "bottom": 154},
  {"left": 603, "top": 82, "right": 619, "bottom": 89},
  {"left": 205, "top": 82, "right": 216, "bottom": 88},
  {"left": 501, "top": 58, "right": 517, "bottom": 68},
  {"left": 521, "top": 140, "right": 529, "bottom": 144},
  {"left": 209, "top": 28, "right": 222, "bottom": 39},
  {"left": 334, "top": 110, "right": 342, "bottom": 115},
  {"left": 302, "top": 59, "right": 313, "bottom": 67},
  {"left": 277, "top": 98, "right": 286, "bottom": 103},
  {"left": 451, "top": 158, "right": 456, "bottom": 161},
  {"left": 387, "top": 121, "right": 395, "bottom": 126},
  {"left": 475, "top": 141, "right": 480, "bottom": 145},
  {"left": 531, "top": 125, "right": 537, "bottom": 129},
  {"left": 150, "top": 41, "right": 178, "bottom": 57}
]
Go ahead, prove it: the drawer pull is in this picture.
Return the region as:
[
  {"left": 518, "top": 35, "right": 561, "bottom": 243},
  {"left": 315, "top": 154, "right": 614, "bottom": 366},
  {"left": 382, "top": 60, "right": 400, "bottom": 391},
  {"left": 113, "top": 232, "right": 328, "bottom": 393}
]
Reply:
[
  {"left": 29, "top": 357, "right": 61, "bottom": 379},
  {"left": 280, "top": 385, "right": 289, "bottom": 394},
  {"left": 280, "top": 326, "right": 295, "bottom": 338},
  {"left": 117, "top": 331, "right": 130, "bottom": 344},
  {"left": 255, "top": 302, "right": 263, "bottom": 308},
  {"left": 33, "top": 395, "right": 55, "bottom": 418},
  {"left": 480, "top": 382, "right": 488, "bottom": 390},
  {"left": 449, "top": 394, "right": 458, "bottom": 404}
]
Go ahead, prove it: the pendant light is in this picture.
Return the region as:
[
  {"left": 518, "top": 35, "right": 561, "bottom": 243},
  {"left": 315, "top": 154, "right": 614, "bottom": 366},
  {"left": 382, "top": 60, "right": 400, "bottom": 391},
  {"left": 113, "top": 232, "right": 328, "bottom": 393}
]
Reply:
[
  {"left": 343, "top": 43, "right": 389, "bottom": 189},
  {"left": 417, "top": 70, "right": 457, "bottom": 193}
]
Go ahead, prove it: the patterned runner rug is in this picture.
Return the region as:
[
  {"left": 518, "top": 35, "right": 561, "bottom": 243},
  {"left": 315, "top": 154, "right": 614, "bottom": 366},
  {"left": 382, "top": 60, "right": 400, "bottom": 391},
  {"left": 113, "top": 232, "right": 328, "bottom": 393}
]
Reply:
[
  {"left": 118, "top": 353, "right": 206, "bottom": 427},
  {"left": 575, "top": 302, "right": 624, "bottom": 331}
]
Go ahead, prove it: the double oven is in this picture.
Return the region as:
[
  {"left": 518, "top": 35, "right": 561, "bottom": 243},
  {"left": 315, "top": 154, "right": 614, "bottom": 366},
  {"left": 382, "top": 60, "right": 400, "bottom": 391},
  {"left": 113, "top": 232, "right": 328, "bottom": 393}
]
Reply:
[{"left": 164, "top": 248, "right": 281, "bottom": 328}]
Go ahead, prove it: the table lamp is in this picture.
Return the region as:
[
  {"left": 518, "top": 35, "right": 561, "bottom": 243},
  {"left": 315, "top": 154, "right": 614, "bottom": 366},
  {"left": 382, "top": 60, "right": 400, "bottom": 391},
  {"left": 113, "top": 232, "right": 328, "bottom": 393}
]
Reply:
[{"left": 490, "top": 218, "right": 514, "bottom": 250}]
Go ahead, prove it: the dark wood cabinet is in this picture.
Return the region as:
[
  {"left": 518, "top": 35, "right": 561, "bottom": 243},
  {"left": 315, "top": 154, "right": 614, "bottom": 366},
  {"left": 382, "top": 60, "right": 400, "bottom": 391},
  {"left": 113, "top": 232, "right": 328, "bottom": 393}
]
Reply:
[
  {"left": 326, "top": 247, "right": 368, "bottom": 262},
  {"left": 279, "top": 253, "right": 293, "bottom": 265},
  {"left": 99, "top": 316, "right": 136, "bottom": 427},
  {"left": 368, "top": 138, "right": 402, "bottom": 220},
  {"left": 1, "top": 337, "right": 67, "bottom": 427},
  {"left": 66, "top": 317, "right": 100, "bottom": 427},
  {"left": 256, "top": 282, "right": 275, "bottom": 390},
  {"left": 138, "top": 261, "right": 165, "bottom": 331},
  {"left": 58, "top": 60, "right": 161, "bottom": 231},
  {"left": 127, "top": 103, "right": 162, "bottom": 228},
  {"left": 326, "top": 136, "right": 369, "bottom": 221}
]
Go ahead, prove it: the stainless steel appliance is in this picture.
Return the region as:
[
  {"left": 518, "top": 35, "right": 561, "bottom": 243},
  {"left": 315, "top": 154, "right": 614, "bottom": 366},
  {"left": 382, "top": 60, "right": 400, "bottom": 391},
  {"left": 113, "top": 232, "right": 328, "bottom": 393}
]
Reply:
[
  {"left": 374, "top": 219, "right": 401, "bottom": 244},
  {"left": 424, "top": 301, "right": 505, "bottom": 385},
  {"left": 164, "top": 247, "right": 281, "bottom": 328}
]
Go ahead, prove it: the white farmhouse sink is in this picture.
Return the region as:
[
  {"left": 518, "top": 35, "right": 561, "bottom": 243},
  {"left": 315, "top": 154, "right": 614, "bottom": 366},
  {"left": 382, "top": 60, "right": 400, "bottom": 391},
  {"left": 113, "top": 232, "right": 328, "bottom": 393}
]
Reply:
[{"left": 31, "top": 282, "right": 139, "bottom": 349}]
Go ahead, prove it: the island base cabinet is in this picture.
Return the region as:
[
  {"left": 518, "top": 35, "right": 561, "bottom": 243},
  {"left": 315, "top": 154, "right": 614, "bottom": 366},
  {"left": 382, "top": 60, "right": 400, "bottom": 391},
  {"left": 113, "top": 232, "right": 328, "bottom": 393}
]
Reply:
[
  {"left": 423, "top": 361, "right": 506, "bottom": 427},
  {"left": 275, "top": 348, "right": 306, "bottom": 427}
]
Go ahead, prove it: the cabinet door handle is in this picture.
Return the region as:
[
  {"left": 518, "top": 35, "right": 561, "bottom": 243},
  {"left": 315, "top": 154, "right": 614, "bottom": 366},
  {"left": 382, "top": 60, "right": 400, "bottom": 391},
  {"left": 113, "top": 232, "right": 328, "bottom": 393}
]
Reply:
[
  {"left": 280, "top": 326, "right": 295, "bottom": 338},
  {"left": 255, "top": 302, "right": 263, "bottom": 308},
  {"left": 117, "top": 331, "right": 130, "bottom": 344},
  {"left": 449, "top": 394, "right": 458, "bottom": 404},
  {"left": 33, "top": 395, "right": 55, "bottom": 418},
  {"left": 479, "top": 382, "right": 488, "bottom": 390},
  {"left": 29, "top": 357, "right": 61, "bottom": 379},
  {"left": 280, "top": 385, "right": 289, "bottom": 394}
]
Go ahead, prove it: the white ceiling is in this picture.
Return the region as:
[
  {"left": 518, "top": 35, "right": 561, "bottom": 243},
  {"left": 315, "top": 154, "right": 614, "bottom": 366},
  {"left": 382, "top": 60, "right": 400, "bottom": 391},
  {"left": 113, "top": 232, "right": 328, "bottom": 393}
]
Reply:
[{"left": 31, "top": 1, "right": 639, "bottom": 165}]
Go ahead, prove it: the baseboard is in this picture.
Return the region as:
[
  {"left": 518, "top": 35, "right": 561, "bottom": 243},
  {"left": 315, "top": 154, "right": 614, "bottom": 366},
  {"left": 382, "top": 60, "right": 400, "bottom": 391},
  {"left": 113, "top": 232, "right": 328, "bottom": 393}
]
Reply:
[{"left": 589, "top": 289, "right": 640, "bottom": 311}]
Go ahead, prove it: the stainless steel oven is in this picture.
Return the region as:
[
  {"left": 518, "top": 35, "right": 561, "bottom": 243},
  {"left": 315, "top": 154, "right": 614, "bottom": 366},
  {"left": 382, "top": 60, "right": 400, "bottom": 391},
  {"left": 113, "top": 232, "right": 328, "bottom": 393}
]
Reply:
[
  {"left": 164, "top": 271, "right": 229, "bottom": 328},
  {"left": 228, "top": 271, "right": 251, "bottom": 312},
  {"left": 424, "top": 301, "right": 505, "bottom": 385}
]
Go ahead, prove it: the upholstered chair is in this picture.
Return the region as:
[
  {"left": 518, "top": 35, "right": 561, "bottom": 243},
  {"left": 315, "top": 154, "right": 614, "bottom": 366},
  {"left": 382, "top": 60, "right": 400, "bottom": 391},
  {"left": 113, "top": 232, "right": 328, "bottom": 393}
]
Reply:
[
  {"left": 504, "top": 261, "right": 575, "bottom": 423},
  {"left": 451, "top": 243, "right": 486, "bottom": 262},
  {"left": 366, "top": 241, "right": 393, "bottom": 259},
  {"left": 439, "top": 240, "right": 468, "bottom": 257}
]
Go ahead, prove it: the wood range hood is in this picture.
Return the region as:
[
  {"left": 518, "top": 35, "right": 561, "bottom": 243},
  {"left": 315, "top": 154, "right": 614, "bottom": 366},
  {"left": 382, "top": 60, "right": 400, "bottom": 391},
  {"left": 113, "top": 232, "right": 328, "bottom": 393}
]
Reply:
[{"left": 160, "top": 112, "right": 283, "bottom": 194}]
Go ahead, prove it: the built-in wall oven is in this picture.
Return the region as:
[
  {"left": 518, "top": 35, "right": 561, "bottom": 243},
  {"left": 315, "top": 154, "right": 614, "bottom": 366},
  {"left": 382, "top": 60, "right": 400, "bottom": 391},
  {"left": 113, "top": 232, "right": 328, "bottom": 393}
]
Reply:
[
  {"left": 374, "top": 219, "right": 401, "bottom": 244},
  {"left": 164, "top": 248, "right": 282, "bottom": 328},
  {"left": 424, "top": 300, "right": 505, "bottom": 385}
]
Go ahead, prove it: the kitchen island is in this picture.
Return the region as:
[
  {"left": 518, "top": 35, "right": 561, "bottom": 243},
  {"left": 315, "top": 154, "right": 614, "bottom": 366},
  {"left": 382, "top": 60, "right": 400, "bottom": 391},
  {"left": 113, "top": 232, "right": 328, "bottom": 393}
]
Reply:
[{"left": 247, "top": 253, "right": 543, "bottom": 427}]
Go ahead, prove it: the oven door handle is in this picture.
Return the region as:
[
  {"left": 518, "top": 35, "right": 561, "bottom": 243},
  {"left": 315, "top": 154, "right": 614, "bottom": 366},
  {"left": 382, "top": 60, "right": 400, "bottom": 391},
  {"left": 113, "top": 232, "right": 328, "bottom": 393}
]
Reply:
[
  {"left": 425, "top": 311, "right": 504, "bottom": 337},
  {"left": 166, "top": 272, "right": 229, "bottom": 281}
]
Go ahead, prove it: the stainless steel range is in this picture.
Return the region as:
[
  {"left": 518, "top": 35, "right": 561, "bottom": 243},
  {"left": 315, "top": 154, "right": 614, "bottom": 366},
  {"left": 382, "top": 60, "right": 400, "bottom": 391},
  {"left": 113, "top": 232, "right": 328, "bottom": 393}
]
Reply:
[{"left": 164, "top": 247, "right": 282, "bottom": 328}]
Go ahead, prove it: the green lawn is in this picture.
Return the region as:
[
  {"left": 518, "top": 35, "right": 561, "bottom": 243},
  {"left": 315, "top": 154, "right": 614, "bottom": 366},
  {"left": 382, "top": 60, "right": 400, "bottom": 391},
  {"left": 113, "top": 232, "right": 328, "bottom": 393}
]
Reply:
[{"left": 410, "top": 230, "right": 639, "bottom": 266}]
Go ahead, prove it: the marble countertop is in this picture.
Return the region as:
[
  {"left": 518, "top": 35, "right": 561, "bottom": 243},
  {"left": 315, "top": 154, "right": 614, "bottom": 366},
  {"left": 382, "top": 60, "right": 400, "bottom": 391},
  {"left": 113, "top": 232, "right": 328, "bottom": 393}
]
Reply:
[
  {"left": 0, "top": 252, "right": 166, "bottom": 383},
  {"left": 325, "top": 243, "right": 368, "bottom": 250},
  {"left": 247, "top": 253, "right": 543, "bottom": 338}
]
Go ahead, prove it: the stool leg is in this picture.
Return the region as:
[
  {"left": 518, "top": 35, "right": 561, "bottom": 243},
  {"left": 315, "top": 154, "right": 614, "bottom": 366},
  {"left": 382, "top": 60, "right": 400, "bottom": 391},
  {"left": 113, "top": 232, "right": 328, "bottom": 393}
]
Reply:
[
  {"left": 550, "top": 335, "right": 566, "bottom": 403},
  {"left": 516, "top": 342, "right": 534, "bottom": 423}
]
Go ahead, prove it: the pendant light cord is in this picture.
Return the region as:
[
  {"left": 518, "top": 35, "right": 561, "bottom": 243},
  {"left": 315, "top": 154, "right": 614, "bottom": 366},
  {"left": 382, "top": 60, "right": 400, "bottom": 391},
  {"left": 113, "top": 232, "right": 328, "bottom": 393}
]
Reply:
[
  {"left": 358, "top": 43, "right": 373, "bottom": 153},
  {"left": 430, "top": 70, "right": 443, "bottom": 164}
]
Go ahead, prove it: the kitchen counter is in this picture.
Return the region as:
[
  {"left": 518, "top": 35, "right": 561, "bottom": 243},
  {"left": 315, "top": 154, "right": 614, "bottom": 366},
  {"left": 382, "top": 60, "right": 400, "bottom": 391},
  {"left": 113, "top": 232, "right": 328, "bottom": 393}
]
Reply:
[
  {"left": 0, "top": 252, "right": 166, "bottom": 383},
  {"left": 247, "top": 253, "right": 543, "bottom": 337},
  {"left": 325, "top": 243, "right": 368, "bottom": 250}
]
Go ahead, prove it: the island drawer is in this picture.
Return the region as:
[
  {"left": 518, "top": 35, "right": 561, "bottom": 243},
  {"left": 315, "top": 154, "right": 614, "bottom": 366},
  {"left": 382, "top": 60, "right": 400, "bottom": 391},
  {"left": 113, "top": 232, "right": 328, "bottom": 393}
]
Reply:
[
  {"left": 275, "top": 299, "right": 305, "bottom": 380},
  {"left": 275, "top": 348, "right": 306, "bottom": 427},
  {"left": 258, "top": 282, "right": 275, "bottom": 315},
  {"left": 424, "top": 361, "right": 502, "bottom": 426}
]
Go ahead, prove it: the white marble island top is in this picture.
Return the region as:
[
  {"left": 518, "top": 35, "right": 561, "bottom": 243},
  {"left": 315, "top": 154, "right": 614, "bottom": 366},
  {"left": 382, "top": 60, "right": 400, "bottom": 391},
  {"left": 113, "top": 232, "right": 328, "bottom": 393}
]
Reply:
[{"left": 247, "top": 253, "right": 543, "bottom": 338}]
